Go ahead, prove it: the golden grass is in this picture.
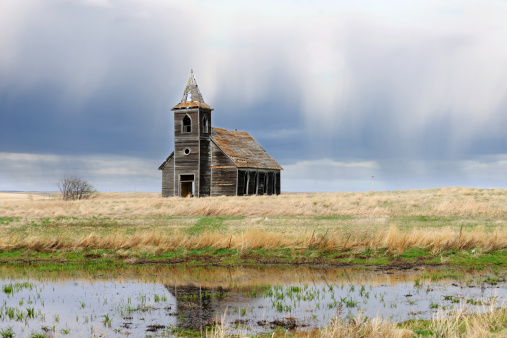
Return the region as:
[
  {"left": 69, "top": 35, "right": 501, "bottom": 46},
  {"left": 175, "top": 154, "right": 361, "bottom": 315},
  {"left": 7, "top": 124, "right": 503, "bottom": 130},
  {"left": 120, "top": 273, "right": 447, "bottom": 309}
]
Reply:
[
  {"left": 205, "top": 305, "right": 507, "bottom": 338},
  {"left": 0, "top": 187, "right": 505, "bottom": 218},
  {"left": 0, "top": 225, "right": 505, "bottom": 253},
  {"left": 0, "top": 188, "right": 505, "bottom": 253},
  {"left": 426, "top": 303, "right": 507, "bottom": 338}
]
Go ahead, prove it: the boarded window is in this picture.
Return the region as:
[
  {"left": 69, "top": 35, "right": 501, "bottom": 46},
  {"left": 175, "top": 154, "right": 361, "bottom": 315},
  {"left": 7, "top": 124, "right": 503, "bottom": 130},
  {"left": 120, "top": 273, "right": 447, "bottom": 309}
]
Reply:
[{"left": 183, "top": 115, "right": 191, "bottom": 133}]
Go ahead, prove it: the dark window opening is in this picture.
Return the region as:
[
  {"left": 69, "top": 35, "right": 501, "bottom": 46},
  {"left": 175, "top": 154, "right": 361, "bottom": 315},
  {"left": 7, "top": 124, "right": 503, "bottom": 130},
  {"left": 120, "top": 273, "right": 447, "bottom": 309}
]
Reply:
[
  {"left": 180, "top": 174, "right": 194, "bottom": 181},
  {"left": 264, "top": 174, "right": 268, "bottom": 194},
  {"left": 183, "top": 115, "right": 191, "bottom": 133},
  {"left": 203, "top": 116, "right": 209, "bottom": 133},
  {"left": 254, "top": 172, "right": 259, "bottom": 195},
  {"left": 272, "top": 173, "right": 276, "bottom": 194},
  {"left": 244, "top": 172, "right": 249, "bottom": 195},
  {"left": 184, "top": 148, "right": 190, "bottom": 155}
]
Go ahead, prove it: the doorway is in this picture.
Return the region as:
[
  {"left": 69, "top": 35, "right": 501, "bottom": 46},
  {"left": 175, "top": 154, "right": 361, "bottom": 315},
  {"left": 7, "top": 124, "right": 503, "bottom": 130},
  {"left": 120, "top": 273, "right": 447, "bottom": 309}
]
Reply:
[{"left": 180, "top": 175, "right": 194, "bottom": 197}]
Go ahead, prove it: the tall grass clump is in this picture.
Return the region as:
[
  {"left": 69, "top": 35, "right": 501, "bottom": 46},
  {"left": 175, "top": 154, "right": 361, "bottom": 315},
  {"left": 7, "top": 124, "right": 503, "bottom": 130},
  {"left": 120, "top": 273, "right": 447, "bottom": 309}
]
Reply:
[{"left": 0, "top": 226, "right": 505, "bottom": 253}]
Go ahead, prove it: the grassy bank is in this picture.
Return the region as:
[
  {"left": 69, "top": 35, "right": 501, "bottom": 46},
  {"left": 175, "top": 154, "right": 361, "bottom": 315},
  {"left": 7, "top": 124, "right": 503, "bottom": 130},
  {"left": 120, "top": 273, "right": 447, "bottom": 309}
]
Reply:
[
  {"left": 205, "top": 306, "right": 507, "bottom": 337},
  {"left": 0, "top": 188, "right": 505, "bottom": 268}
]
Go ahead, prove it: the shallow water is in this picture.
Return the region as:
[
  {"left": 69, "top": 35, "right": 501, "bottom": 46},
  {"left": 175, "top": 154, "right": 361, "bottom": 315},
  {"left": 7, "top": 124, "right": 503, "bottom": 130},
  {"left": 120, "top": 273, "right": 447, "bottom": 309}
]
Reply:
[{"left": 0, "top": 265, "right": 505, "bottom": 336}]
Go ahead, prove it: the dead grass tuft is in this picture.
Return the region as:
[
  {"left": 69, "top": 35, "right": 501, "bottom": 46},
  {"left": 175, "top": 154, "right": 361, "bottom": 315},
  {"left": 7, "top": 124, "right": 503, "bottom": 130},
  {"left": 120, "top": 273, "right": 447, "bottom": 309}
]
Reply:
[
  {"left": 203, "top": 305, "right": 507, "bottom": 337},
  {"left": 428, "top": 303, "right": 507, "bottom": 338}
]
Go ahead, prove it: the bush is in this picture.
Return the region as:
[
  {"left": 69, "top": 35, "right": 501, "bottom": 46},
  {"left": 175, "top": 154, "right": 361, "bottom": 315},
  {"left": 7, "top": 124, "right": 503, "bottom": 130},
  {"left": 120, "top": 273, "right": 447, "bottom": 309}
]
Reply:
[{"left": 57, "top": 176, "right": 96, "bottom": 200}]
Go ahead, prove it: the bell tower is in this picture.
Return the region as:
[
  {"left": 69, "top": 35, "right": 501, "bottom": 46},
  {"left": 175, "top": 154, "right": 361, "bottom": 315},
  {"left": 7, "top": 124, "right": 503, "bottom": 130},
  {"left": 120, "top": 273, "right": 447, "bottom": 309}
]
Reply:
[{"left": 171, "top": 71, "right": 213, "bottom": 197}]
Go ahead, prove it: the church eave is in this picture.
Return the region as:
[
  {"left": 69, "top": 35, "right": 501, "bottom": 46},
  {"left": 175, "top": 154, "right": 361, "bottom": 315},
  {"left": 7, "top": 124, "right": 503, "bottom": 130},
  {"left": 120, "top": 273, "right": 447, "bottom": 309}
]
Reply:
[
  {"left": 171, "top": 101, "right": 214, "bottom": 111},
  {"left": 158, "top": 151, "right": 174, "bottom": 170}
]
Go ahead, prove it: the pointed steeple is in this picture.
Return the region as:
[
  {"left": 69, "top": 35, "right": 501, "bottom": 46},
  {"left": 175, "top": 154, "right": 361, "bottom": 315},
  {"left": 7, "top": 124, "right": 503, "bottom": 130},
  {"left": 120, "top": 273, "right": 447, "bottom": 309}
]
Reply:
[{"left": 172, "top": 70, "right": 213, "bottom": 110}]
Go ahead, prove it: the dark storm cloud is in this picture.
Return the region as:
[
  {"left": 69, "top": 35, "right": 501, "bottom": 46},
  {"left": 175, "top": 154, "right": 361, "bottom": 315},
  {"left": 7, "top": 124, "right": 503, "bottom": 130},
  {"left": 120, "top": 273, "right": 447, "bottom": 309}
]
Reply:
[
  {"left": 0, "top": 0, "right": 197, "bottom": 158},
  {"left": 1, "top": 0, "right": 506, "bottom": 191}
]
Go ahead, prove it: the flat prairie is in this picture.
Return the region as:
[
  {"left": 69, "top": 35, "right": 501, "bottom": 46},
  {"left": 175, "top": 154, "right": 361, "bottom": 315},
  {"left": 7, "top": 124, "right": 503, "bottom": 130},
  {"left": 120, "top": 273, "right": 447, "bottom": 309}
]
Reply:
[{"left": 0, "top": 187, "right": 505, "bottom": 256}]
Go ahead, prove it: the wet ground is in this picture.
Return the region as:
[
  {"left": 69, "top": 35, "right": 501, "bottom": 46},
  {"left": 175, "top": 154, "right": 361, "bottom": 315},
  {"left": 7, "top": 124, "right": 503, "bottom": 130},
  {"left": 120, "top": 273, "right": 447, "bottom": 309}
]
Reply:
[{"left": 0, "top": 265, "right": 505, "bottom": 336}]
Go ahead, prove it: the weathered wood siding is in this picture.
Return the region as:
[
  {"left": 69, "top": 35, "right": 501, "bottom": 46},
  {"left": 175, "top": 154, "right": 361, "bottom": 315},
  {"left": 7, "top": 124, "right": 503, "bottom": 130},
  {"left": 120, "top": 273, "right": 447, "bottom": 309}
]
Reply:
[
  {"left": 199, "top": 110, "right": 212, "bottom": 197},
  {"left": 161, "top": 157, "right": 174, "bottom": 197},
  {"left": 211, "top": 142, "right": 237, "bottom": 196},
  {"left": 165, "top": 106, "right": 281, "bottom": 198},
  {"left": 199, "top": 140, "right": 211, "bottom": 197},
  {"left": 174, "top": 139, "right": 199, "bottom": 196},
  {"left": 174, "top": 110, "right": 200, "bottom": 141}
]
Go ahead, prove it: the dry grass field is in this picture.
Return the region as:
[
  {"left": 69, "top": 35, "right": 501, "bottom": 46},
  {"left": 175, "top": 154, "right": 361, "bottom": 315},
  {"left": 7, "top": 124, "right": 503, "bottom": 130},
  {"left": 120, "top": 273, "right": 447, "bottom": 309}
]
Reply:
[
  {"left": 0, "top": 188, "right": 505, "bottom": 254},
  {"left": 1, "top": 187, "right": 506, "bottom": 218}
]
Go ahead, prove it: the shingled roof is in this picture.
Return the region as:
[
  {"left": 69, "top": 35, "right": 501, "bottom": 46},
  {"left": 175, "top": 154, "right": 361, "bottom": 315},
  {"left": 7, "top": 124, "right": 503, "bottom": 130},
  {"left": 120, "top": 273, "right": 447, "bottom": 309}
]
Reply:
[{"left": 211, "top": 127, "right": 283, "bottom": 170}]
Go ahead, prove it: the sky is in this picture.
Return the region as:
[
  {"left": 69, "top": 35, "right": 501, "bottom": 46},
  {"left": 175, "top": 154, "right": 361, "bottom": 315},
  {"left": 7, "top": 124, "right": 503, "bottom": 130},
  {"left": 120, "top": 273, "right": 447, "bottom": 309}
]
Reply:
[{"left": 1, "top": 0, "right": 506, "bottom": 192}]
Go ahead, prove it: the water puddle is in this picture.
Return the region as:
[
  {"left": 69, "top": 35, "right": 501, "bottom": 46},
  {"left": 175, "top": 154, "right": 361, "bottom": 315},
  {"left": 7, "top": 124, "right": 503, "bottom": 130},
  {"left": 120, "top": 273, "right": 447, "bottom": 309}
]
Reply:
[{"left": 0, "top": 265, "right": 505, "bottom": 336}]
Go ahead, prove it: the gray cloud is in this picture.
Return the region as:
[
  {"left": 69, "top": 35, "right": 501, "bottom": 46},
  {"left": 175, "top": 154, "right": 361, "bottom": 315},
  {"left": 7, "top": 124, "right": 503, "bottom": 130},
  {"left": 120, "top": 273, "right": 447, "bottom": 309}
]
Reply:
[{"left": 0, "top": 0, "right": 506, "bottom": 191}]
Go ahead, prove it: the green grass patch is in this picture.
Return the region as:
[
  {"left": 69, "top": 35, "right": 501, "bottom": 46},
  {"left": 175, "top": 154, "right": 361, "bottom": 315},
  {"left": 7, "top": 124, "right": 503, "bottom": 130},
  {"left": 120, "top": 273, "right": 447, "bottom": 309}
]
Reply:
[
  {"left": 186, "top": 216, "right": 230, "bottom": 235},
  {"left": 401, "top": 248, "right": 431, "bottom": 259},
  {"left": 0, "top": 217, "right": 20, "bottom": 225},
  {"left": 314, "top": 215, "right": 353, "bottom": 221}
]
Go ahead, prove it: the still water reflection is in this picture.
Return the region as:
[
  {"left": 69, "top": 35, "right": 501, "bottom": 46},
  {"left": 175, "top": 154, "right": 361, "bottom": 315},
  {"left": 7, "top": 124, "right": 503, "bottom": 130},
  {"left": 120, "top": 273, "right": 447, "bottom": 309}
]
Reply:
[{"left": 0, "top": 265, "right": 504, "bottom": 336}]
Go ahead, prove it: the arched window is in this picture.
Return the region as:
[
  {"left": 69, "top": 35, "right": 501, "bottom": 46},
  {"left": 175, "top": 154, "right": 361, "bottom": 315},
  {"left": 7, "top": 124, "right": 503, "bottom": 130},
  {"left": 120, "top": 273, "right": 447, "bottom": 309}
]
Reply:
[
  {"left": 244, "top": 172, "right": 250, "bottom": 195},
  {"left": 202, "top": 116, "right": 209, "bottom": 133},
  {"left": 253, "top": 172, "right": 259, "bottom": 195},
  {"left": 264, "top": 173, "right": 268, "bottom": 194},
  {"left": 182, "top": 115, "right": 191, "bottom": 133}
]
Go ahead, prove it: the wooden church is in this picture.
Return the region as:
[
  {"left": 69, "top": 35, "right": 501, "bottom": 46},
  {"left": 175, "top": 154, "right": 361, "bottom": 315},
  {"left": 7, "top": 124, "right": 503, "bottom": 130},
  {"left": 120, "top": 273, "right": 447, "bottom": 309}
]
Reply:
[{"left": 159, "top": 71, "right": 282, "bottom": 197}]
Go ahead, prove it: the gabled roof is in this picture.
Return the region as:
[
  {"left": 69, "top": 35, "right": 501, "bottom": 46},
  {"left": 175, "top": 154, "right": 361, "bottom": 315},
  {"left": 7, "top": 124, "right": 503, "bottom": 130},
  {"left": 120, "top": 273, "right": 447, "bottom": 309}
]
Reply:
[
  {"left": 211, "top": 127, "right": 283, "bottom": 170},
  {"left": 158, "top": 151, "right": 174, "bottom": 170},
  {"left": 172, "top": 70, "right": 213, "bottom": 111}
]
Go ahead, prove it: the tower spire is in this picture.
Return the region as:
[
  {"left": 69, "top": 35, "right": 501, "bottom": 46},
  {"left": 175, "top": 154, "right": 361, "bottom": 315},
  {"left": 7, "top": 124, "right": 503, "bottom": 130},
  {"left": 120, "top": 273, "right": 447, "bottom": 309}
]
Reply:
[
  {"left": 181, "top": 70, "right": 204, "bottom": 103},
  {"left": 172, "top": 70, "right": 213, "bottom": 110}
]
